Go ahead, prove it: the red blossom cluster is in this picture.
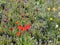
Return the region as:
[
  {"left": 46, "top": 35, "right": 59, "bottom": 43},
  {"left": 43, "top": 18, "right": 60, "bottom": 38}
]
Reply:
[
  {"left": 9, "top": 23, "right": 30, "bottom": 37},
  {"left": 17, "top": 24, "right": 30, "bottom": 31}
]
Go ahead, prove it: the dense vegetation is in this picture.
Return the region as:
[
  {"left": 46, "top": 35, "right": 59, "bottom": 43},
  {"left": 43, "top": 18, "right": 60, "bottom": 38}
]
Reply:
[{"left": 0, "top": 0, "right": 60, "bottom": 45}]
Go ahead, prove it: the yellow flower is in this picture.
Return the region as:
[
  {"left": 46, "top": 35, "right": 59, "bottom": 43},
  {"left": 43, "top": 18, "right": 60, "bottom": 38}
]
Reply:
[
  {"left": 50, "top": 18, "right": 53, "bottom": 20},
  {"left": 47, "top": 7, "right": 51, "bottom": 11},
  {"left": 52, "top": 7, "right": 57, "bottom": 12}
]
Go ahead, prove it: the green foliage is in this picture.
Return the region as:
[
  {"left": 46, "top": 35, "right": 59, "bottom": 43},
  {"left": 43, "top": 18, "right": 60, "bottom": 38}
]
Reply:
[{"left": 0, "top": 0, "right": 60, "bottom": 45}]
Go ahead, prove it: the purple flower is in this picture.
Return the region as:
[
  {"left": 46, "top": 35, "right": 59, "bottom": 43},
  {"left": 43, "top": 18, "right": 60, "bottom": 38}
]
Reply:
[{"left": 3, "top": 19, "right": 7, "bottom": 22}]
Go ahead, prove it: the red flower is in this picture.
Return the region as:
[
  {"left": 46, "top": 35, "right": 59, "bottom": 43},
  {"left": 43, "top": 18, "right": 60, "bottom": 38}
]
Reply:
[
  {"left": 15, "top": 22, "right": 18, "bottom": 24},
  {"left": 17, "top": 25, "right": 23, "bottom": 30},
  {"left": 24, "top": 24, "right": 30, "bottom": 30},
  {"left": 9, "top": 27, "right": 13, "bottom": 31},
  {"left": 22, "top": 27, "right": 26, "bottom": 31},
  {"left": 16, "top": 32, "right": 21, "bottom": 37},
  {"left": 17, "top": 24, "right": 30, "bottom": 31}
]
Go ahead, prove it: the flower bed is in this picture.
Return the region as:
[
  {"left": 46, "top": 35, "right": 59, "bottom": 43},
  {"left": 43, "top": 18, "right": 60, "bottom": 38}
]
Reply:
[{"left": 0, "top": 0, "right": 60, "bottom": 45}]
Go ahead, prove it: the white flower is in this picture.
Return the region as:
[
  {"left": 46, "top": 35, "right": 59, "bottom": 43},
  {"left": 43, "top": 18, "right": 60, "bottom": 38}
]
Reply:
[
  {"left": 56, "top": 24, "right": 59, "bottom": 28},
  {"left": 49, "top": 40, "right": 52, "bottom": 43}
]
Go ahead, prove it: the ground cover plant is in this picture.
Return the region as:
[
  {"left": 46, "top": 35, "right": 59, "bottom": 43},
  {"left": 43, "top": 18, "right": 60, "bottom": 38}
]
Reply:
[{"left": 0, "top": 0, "right": 60, "bottom": 45}]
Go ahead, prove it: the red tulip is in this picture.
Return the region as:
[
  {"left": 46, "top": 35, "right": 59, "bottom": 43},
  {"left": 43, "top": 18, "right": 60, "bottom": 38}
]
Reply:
[
  {"left": 24, "top": 24, "right": 30, "bottom": 30},
  {"left": 17, "top": 25, "right": 23, "bottom": 30},
  {"left": 16, "top": 32, "right": 21, "bottom": 37},
  {"left": 9, "top": 27, "right": 13, "bottom": 31},
  {"left": 22, "top": 27, "right": 26, "bottom": 31},
  {"left": 17, "top": 24, "right": 30, "bottom": 31}
]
